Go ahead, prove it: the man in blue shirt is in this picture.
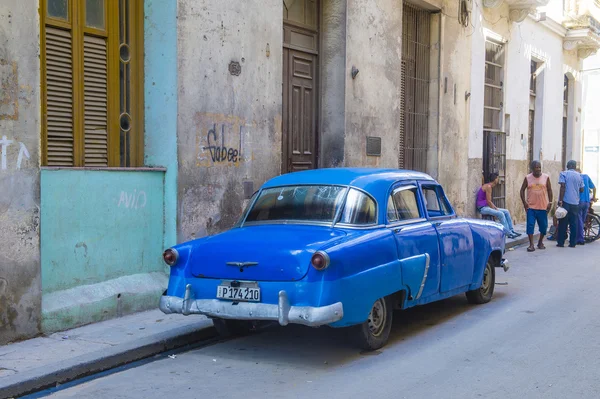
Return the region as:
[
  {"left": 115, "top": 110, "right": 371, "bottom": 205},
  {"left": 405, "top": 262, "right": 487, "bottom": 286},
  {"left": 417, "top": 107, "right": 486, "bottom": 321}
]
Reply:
[
  {"left": 576, "top": 168, "right": 597, "bottom": 245},
  {"left": 557, "top": 160, "right": 584, "bottom": 247}
]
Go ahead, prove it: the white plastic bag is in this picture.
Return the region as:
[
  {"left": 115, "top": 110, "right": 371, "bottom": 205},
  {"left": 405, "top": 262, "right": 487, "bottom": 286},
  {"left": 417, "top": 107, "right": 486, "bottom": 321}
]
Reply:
[{"left": 555, "top": 206, "right": 567, "bottom": 219}]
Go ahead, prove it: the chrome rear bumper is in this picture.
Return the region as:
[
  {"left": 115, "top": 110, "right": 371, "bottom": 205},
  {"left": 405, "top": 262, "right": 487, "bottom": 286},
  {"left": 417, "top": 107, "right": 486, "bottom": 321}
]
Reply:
[{"left": 159, "top": 284, "right": 344, "bottom": 327}]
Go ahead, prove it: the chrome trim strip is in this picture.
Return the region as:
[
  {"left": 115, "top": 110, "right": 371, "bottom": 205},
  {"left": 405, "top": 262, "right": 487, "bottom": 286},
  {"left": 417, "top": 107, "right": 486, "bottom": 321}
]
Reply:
[
  {"left": 239, "top": 189, "right": 262, "bottom": 228},
  {"left": 243, "top": 220, "right": 334, "bottom": 227},
  {"left": 386, "top": 218, "right": 428, "bottom": 229},
  {"left": 159, "top": 286, "right": 344, "bottom": 327},
  {"left": 335, "top": 186, "right": 380, "bottom": 227},
  {"left": 331, "top": 187, "right": 351, "bottom": 227},
  {"left": 415, "top": 253, "right": 430, "bottom": 300},
  {"left": 392, "top": 184, "right": 418, "bottom": 195},
  {"left": 333, "top": 223, "right": 384, "bottom": 230},
  {"left": 428, "top": 215, "right": 456, "bottom": 222}
]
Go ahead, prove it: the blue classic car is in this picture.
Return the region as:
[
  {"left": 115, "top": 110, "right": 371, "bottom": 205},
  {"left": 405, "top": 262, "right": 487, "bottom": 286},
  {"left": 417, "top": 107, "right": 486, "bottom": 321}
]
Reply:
[{"left": 160, "top": 168, "right": 509, "bottom": 350}]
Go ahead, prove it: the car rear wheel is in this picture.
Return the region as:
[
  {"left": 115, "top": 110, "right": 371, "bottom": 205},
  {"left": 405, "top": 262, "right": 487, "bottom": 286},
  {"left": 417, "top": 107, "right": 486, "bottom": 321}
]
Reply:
[
  {"left": 466, "top": 257, "right": 496, "bottom": 304},
  {"left": 212, "top": 318, "right": 253, "bottom": 337},
  {"left": 350, "top": 296, "right": 393, "bottom": 351}
]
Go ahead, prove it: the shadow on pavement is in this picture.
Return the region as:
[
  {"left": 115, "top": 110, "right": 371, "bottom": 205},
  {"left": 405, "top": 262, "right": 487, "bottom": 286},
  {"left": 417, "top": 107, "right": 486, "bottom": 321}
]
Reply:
[{"left": 195, "top": 291, "right": 508, "bottom": 370}]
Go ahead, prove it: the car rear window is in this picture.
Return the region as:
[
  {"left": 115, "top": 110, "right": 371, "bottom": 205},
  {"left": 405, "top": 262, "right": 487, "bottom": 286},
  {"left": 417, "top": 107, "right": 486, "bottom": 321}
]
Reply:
[
  {"left": 338, "top": 189, "right": 377, "bottom": 225},
  {"left": 245, "top": 185, "right": 347, "bottom": 223}
]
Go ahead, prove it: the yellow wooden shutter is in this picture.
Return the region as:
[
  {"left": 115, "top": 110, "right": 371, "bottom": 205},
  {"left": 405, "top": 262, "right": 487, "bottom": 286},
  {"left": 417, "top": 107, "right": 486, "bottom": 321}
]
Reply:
[
  {"left": 45, "top": 27, "right": 74, "bottom": 166},
  {"left": 83, "top": 35, "right": 108, "bottom": 166}
]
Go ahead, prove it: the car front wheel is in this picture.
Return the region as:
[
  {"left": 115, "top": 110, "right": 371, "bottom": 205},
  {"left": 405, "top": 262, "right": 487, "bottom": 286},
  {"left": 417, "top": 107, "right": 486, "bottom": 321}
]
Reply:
[
  {"left": 350, "top": 296, "right": 393, "bottom": 351},
  {"left": 466, "top": 257, "right": 496, "bottom": 304}
]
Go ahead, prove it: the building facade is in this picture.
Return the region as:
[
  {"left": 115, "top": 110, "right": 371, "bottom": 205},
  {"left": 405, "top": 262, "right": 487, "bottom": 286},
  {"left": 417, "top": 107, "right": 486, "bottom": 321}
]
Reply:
[
  {"left": 580, "top": 0, "right": 600, "bottom": 183},
  {"left": 582, "top": 54, "right": 600, "bottom": 183},
  {"left": 467, "top": 0, "right": 600, "bottom": 223},
  {"left": 1, "top": 0, "right": 598, "bottom": 343}
]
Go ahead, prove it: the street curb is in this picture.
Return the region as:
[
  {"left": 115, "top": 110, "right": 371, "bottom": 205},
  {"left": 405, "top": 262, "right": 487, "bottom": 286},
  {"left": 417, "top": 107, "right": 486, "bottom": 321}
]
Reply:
[
  {"left": 0, "top": 324, "right": 216, "bottom": 399},
  {"left": 505, "top": 233, "right": 539, "bottom": 249}
]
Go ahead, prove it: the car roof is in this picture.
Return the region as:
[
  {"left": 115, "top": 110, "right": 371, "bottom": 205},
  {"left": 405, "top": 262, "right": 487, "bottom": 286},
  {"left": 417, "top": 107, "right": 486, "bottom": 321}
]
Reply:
[{"left": 262, "top": 168, "right": 437, "bottom": 193}]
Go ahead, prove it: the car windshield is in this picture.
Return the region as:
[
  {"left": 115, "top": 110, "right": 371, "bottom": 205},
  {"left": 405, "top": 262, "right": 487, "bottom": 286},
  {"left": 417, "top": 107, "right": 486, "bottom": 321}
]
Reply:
[{"left": 244, "top": 185, "right": 347, "bottom": 224}]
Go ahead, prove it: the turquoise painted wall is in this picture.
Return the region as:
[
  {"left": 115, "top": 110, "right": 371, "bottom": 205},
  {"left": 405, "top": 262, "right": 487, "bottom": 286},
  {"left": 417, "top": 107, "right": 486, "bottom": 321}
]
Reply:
[
  {"left": 40, "top": 169, "right": 165, "bottom": 294},
  {"left": 144, "top": 0, "right": 178, "bottom": 249},
  {"left": 37, "top": 0, "right": 179, "bottom": 333}
]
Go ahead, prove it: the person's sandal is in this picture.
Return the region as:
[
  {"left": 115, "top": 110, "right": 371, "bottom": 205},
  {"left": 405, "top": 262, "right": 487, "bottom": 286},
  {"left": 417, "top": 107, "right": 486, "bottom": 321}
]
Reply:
[
  {"left": 527, "top": 246, "right": 535, "bottom": 252},
  {"left": 537, "top": 243, "right": 546, "bottom": 250}
]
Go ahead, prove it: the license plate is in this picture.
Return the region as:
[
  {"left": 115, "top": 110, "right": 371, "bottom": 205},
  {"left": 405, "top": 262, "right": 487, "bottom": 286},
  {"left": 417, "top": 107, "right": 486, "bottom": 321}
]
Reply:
[{"left": 217, "top": 285, "right": 260, "bottom": 302}]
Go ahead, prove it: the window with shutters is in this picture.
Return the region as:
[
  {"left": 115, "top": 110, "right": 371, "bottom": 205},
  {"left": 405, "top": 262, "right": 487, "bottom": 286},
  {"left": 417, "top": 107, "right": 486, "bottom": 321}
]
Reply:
[{"left": 41, "top": 0, "right": 144, "bottom": 167}]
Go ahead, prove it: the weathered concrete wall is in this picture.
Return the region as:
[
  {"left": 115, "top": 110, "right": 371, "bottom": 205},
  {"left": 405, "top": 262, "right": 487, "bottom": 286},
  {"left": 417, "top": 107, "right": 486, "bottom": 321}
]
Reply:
[
  {"left": 0, "top": 1, "right": 41, "bottom": 344},
  {"left": 320, "top": 0, "right": 347, "bottom": 168},
  {"left": 177, "top": 0, "right": 283, "bottom": 242},
  {"left": 467, "top": 157, "right": 483, "bottom": 218},
  {"left": 542, "top": 160, "right": 563, "bottom": 211},
  {"left": 563, "top": 48, "right": 583, "bottom": 165},
  {"left": 436, "top": 0, "right": 472, "bottom": 215},
  {"left": 343, "top": 0, "right": 402, "bottom": 168},
  {"left": 505, "top": 159, "right": 529, "bottom": 224}
]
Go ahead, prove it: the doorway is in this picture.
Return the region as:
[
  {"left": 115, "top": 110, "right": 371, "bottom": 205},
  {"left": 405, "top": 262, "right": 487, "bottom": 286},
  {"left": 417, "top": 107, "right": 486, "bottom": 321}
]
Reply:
[{"left": 282, "top": 0, "right": 319, "bottom": 172}]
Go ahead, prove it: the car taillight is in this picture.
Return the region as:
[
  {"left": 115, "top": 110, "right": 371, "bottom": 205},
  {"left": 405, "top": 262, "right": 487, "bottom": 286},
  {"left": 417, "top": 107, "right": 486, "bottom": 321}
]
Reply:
[
  {"left": 311, "top": 251, "right": 330, "bottom": 271},
  {"left": 163, "top": 248, "right": 178, "bottom": 266}
]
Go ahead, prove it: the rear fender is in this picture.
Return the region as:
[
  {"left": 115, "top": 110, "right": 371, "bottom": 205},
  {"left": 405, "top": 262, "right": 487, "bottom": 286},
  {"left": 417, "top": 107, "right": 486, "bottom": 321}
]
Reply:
[{"left": 328, "top": 260, "right": 406, "bottom": 327}]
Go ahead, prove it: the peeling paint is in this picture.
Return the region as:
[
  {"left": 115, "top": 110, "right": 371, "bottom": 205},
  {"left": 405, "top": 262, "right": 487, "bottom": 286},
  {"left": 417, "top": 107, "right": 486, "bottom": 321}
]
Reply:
[{"left": 0, "top": 59, "right": 18, "bottom": 120}]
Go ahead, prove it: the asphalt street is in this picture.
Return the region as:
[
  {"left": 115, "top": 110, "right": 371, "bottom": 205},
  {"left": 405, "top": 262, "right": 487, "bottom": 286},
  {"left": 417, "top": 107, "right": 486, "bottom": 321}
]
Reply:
[{"left": 36, "top": 242, "right": 600, "bottom": 399}]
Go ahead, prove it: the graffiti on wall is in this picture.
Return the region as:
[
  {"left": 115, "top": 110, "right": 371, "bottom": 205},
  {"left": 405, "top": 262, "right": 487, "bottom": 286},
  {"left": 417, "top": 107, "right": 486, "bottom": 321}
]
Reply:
[
  {"left": 204, "top": 124, "right": 243, "bottom": 163},
  {"left": 0, "top": 135, "right": 30, "bottom": 170},
  {"left": 118, "top": 189, "right": 147, "bottom": 210},
  {"left": 195, "top": 113, "right": 255, "bottom": 167}
]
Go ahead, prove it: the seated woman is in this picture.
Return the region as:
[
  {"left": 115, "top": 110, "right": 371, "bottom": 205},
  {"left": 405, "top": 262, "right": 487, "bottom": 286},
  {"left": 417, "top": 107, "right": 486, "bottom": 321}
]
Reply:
[{"left": 476, "top": 173, "right": 521, "bottom": 239}]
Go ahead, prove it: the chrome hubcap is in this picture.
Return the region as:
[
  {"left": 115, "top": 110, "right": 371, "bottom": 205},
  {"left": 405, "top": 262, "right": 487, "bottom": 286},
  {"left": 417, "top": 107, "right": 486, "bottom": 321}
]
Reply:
[
  {"left": 481, "top": 262, "right": 491, "bottom": 295},
  {"left": 367, "top": 299, "right": 387, "bottom": 337}
]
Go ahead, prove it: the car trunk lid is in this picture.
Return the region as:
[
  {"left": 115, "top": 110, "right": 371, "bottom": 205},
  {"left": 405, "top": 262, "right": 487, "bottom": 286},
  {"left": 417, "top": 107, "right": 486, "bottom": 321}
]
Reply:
[{"left": 189, "top": 224, "right": 346, "bottom": 281}]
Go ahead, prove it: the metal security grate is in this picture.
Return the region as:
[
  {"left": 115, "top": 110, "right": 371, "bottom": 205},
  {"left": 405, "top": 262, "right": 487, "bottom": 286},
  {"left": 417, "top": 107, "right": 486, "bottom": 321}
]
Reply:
[
  {"left": 483, "top": 131, "right": 506, "bottom": 209},
  {"left": 483, "top": 39, "right": 506, "bottom": 208},
  {"left": 400, "top": 3, "right": 431, "bottom": 172},
  {"left": 399, "top": 61, "right": 406, "bottom": 167}
]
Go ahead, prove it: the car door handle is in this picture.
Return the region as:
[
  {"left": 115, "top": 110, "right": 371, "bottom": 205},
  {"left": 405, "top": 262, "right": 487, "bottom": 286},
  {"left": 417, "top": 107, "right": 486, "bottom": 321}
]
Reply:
[{"left": 394, "top": 228, "right": 402, "bottom": 233}]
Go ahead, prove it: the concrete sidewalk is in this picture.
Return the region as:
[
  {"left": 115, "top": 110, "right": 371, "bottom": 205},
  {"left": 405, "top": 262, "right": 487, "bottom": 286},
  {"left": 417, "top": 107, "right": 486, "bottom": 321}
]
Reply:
[
  {"left": 0, "top": 224, "right": 533, "bottom": 399},
  {"left": 0, "top": 310, "right": 215, "bottom": 398},
  {"left": 505, "top": 220, "right": 546, "bottom": 250}
]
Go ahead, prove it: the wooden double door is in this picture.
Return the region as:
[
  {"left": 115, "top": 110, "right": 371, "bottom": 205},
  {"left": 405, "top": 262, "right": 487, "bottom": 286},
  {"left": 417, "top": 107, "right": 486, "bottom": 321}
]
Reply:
[{"left": 282, "top": 0, "right": 319, "bottom": 172}]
